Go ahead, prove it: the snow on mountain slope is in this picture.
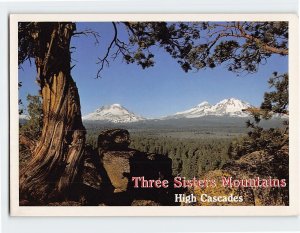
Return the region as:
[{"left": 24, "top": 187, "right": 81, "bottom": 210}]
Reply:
[
  {"left": 82, "top": 104, "right": 145, "bottom": 123},
  {"left": 174, "top": 101, "right": 212, "bottom": 118},
  {"left": 19, "top": 114, "right": 30, "bottom": 120},
  {"left": 172, "top": 98, "right": 252, "bottom": 118},
  {"left": 209, "top": 98, "right": 252, "bottom": 117}
]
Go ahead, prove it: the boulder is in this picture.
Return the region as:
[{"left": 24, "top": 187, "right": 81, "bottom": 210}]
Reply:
[
  {"left": 97, "top": 128, "right": 179, "bottom": 205},
  {"left": 129, "top": 153, "right": 173, "bottom": 181},
  {"left": 102, "top": 150, "right": 138, "bottom": 193},
  {"left": 79, "top": 144, "right": 115, "bottom": 205},
  {"left": 195, "top": 146, "right": 289, "bottom": 206}
]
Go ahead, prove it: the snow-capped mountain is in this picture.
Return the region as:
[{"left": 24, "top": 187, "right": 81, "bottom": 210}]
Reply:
[
  {"left": 19, "top": 114, "right": 30, "bottom": 120},
  {"left": 82, "top": 104, "right": 145, "bottom": 123},
  {"left": 171, "top": 98, "right": 252, "bottom": 119},
  {"left": 174, "top": 101, "right": 212, "bottom": 117}
]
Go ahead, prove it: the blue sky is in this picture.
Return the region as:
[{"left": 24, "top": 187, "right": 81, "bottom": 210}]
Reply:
[{"left": 19, "top": 22, "right": 288, "bottom": 118}]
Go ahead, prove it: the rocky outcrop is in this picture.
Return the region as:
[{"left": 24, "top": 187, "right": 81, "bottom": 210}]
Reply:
[
  {"left": 194, "top": 146, "right": 289, "bottom": 206},
  {"left": 79, "top": 129, "right": 178, "bottom": 206},
  {"left": 75, "top": 144, "right": 114, "bottom": 205},
  {"left": 102, "top": 150, "right": 137, "bottom": 193}
]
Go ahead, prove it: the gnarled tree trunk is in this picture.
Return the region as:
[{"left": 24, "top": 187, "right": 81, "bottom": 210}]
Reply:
[{"left": 19, "top": 22, "right": 86, "bottom": 203}]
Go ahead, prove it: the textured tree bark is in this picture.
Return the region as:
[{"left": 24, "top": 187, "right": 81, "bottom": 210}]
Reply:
[{"left": 19, "top": 23, "right": 86, "bottom": 203}]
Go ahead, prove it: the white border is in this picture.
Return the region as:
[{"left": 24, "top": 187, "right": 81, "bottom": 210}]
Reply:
[{"left": 10, "top": 13, "right": 299, "bottom": 216}]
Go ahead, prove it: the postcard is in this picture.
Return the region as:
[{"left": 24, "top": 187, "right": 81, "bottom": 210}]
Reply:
[{"left": 10, "top": 14, "right": 299, "bottom": 216}]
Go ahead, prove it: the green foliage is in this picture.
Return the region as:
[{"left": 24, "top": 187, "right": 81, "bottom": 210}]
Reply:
[
  {"left": 261, "top": 72, "right": 288, "bottom": 115},
  {"left": 229, "top": 71, "right": 288, "bottom": 160},
  {"left": 121, "top": 22, "right": 288, "bottom": 74},
  {"left": 20, "top": 94, "right": 43, "bottom": 139},
  {"left": 130, "top": 135, "right": 232, "bottom": 178},
  {"left": 228, "top": 125, "right": 288, "bottom": 160}
]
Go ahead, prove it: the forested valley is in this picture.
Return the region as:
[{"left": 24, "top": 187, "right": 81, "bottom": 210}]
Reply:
[{"left": 84, "top": 116, "right": 284, "bottom": 180}]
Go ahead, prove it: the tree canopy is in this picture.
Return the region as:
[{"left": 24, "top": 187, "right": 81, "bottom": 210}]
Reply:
[
  {"left": 96, "top": 22, "right": 288, "bottom": 77},
  {"left": 19, "top": 21, "right": 288, "bottom": 78}
]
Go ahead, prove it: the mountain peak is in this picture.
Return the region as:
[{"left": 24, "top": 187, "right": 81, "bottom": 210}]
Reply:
[
  {"left": 211, "top": 98, "right": 251, "bottom": 116},
  {"left": 111, "top": 103, "right": 122, "bottom": 107},
  {"left": 83, "top": 104, "right": 145, "bottom": 123},
  {"left": 173, "top": 98, "right": 252, "bottom": 119},
  {"left": 197, "top": 101, "right": 210, "bottom": 107},
  {"left": 218, "top": 98, "right": 242, "bottom": 103}
]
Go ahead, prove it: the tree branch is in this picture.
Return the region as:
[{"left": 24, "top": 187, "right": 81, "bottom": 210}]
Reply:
[
  {"left": 96, "top": 22, "right": 118, "bottom": 78},
  {"left": 73, "top": 29, "right": 100, "bottom": 44}
]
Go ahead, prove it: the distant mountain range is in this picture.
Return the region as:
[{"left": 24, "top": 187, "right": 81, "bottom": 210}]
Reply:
[
  {"left": 82, "top": 98, "right": 254, "bottom": 123},
  {"left": 19, "top": 98, "right": 287, "bottom": 124},
  {"left": 167, "top": 98, "right": 252, "bottom": 119}
]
